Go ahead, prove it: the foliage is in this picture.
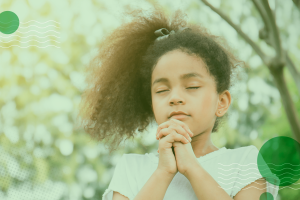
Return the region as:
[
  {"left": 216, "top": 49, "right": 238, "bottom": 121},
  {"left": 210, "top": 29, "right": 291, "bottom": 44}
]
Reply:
[{"left": 0, "top": 0, "right": 299, "bottom": 199}]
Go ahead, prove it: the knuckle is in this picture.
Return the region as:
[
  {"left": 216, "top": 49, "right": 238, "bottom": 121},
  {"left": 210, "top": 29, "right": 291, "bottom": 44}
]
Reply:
[
  {"left": 171, "top": 125, "right": 185, "bottom": 137},
  {"left": 159, "top": 129, "right": 165, "bottom": 136},
  {"left": 169, "top": 125, "right": 176, "bottom": 130},
  {"left": 157, "top": 121, "right": 166, "bottom": 128},
  {"left": 168, "top": 127, "right": 174, "bottom": 132},
  {"left": 182, "top": 123, "right": 187, "bottom": 128},
  {"left": 171, "top": 123, "right": 179, "bottom": 129},
  {"left": 159, "top": 128, "right": 168, "bottom": 136},
  {"left": 177, "top": 125, "right": 186, "bottom": 135},
  {"left": 171, "top": 130, "right": 177, "bottom": 137},
  {"left": 179, "top": 124, "right": 185, "bottom": 130},
  {"left": 172, "top": 119, "right": 187, "bottom": 130}
]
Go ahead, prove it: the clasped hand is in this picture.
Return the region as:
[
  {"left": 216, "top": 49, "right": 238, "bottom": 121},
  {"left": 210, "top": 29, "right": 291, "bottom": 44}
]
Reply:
[{"left": 156, "top": 118, "right": 199, "bottom": 177}]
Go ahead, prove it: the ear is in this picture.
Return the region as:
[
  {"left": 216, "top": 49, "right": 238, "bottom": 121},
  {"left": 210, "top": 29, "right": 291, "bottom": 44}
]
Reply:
[{"left": 216, "top": 90, "right": 231, "bottom": 117}]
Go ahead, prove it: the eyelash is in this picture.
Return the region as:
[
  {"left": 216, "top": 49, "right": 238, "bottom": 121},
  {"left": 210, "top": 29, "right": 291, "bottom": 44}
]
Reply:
[{"left": 156, "top": 87, "right": 200, "bottom": 94}]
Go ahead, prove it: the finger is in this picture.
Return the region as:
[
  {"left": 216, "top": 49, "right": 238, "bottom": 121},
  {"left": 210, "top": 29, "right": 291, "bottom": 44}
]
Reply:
[
  {"left": 157, "top": 129, "right": 191, "bottom": 142},
  {"left": 157, "top": 128, "right": 172, "bottom": 140},
  {"left": 156, "top": 119, "right": 193, "bottom": 138},
  {"left": 157, "top": 132, "right": 189, "bottom": 153},
  {"left": 156, "top": 120, "right": 171, "bottom": 136},
  {"left": 172, "top": 124, "right": 191, "bottom": 141},
  {"left": 170, "top": 118, "right": 194, "bottom": 137},
  {"left": 156, "top": 118, "right": 193, "bottom": 138},
  {"left": 159, "top": 129, "right": 190, "bottom": 144},
  {"left": 171, "top": 130, "right": 190, "bottom": 144},
  {"left": 156, "top": 119, "right": 180, "bottom": 136},
  {"left": 157, "top": 125, "right": 191, "bottom": 142}
]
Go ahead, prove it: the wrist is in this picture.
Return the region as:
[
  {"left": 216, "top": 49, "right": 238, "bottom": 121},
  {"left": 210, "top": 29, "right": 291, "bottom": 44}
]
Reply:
[
  {"left": 184, "top": 162, "right": 203, "bottom": 179},
  {"left": 155, "top": 168, "right": 176, "bottom": 179}
]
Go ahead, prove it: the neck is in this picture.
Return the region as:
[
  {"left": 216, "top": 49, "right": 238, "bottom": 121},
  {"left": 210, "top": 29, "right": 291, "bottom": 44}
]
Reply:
[{"left": 190, "top": 130, "right": 218, "bottom": 158}]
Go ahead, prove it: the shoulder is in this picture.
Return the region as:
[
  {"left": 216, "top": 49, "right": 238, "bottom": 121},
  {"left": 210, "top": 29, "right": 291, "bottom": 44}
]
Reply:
[
  {"left": 218, "top": 145, "right": 260, "bottom": 172},
  {"left": 122, "top": 152, "right": 154, "bottom": 163},
  {"left": 230, "top": 145, "right": 258, "bottom": 153},
  {"left": 214, "top": 145, "right": 259, "bottom": 170},
  {"left": 118, "top": 152, "right": 156, "bottom": 171},
  {"left": 227, "top": 145, "right": 259, "bottom": 159},
  {"left": 111, "top": 153, "right": 153, "bottom": 183},
  {"left": 116, "top": 152, "right": 157, "bottom": 184}
]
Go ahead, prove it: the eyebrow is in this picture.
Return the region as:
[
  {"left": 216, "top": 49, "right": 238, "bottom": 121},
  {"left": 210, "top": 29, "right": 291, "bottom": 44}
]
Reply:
[{"left": 152, "top": 72, "right": 203, "bottom": 86}]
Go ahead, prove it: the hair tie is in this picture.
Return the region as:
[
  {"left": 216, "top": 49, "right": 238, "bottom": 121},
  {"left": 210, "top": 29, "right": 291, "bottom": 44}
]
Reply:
[{"left": 154, "top": 27, "right": 191, "bottom": 41}]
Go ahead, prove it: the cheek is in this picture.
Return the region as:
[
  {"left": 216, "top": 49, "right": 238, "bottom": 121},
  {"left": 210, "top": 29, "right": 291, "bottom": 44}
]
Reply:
[
  {"left": 193, "top": 94, "right": 216, "bottom": 119},
  {"left": 202, "top": 91, "right": 216, "bottom": 108},
  {"left": 151, "top": 97, "right": 165, "bottom": 123},
  {"left": 203, "top": 97, "right": 214, "bottom": 109},
  {"left": 151, "top": 97, "right": 159, "bottom": 114}
]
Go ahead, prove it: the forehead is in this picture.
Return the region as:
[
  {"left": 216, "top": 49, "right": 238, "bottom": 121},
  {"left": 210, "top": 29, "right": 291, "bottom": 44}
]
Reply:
[{"left": 152, "top": 50, "right": 208, "bottom": 80}]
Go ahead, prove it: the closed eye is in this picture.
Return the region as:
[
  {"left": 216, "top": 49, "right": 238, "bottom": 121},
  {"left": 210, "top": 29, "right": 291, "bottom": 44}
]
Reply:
[{"left": 156, "top": 87, "right": 200, "bottom": 94}]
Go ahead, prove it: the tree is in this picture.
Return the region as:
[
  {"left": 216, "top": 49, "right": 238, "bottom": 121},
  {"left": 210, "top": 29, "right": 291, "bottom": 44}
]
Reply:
[
  {"left": 200, "top": 0, "right": 300, "bottom": 143},
  {"left": 293, "top": 0, "right": 300, "bottom": 10}
]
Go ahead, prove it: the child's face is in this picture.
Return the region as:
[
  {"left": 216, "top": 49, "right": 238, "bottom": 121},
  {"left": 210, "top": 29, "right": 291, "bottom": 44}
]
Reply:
[{"left": 151, "top": 49, "right": 230, "bottom": 138}]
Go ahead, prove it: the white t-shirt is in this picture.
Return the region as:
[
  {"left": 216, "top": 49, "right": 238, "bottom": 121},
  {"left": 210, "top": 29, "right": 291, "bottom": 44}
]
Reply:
[{"left": 102, "top": 145, "right": 279, "bottom": 200}]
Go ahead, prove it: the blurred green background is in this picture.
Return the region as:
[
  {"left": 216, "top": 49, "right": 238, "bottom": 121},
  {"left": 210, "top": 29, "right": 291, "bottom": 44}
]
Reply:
[{"left": 0, "top": 0, "right": 299, "bottom": 199}]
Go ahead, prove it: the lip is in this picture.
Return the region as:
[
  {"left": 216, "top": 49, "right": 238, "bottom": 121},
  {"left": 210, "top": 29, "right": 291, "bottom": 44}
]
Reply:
[
  {"left": 170, "top": 114, "right": 189, "bottom": 120},
  {"left": 169, "top": 110, "right": 189, "bottom": 118}
]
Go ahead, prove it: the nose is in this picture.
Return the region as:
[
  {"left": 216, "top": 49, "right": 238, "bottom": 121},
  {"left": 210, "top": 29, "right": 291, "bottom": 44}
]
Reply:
[
  {"left": 170, "top": 100, "right": 183, "bottom": 105},
  {"left": 169, "top": 90, "right": 185, "bottom": 105}
]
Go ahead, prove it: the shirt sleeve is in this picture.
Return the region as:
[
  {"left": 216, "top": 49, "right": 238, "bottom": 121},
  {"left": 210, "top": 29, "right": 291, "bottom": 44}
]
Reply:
[
  {"left": 102, "top": 154, "right": 136, "bottom": 200},
  {"left": 231, "top": 145, "right": 280, "bottom": 199}
]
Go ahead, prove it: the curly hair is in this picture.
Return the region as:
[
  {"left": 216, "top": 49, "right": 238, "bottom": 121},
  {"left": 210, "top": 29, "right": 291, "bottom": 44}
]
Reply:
[{"left": 74, "top": 5, "right": 245, "bottom": 154}]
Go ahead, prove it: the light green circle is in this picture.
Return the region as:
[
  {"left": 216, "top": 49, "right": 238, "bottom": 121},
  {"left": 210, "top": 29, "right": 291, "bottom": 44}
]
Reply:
[
  {"left": 0, "top": 11, "right": 19, "bottom": 34},
  {"left": 258, "top": 136, "right": 300, "bottom": 186},
  {"left": 260, "top": 192, "right": 274, "bottom": 200}
]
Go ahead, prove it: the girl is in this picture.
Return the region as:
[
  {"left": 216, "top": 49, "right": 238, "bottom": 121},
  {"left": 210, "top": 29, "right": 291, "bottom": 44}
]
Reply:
[{"left": 75, "top": 5, "right": 279, "bottom": 200}]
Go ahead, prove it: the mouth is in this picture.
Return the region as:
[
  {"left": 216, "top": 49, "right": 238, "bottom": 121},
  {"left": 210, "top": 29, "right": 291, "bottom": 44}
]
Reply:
[
  {"left": 169, "top": 114, "right": 190, "bottom": 120},
  {"left": 169, "top": 111, "right": 189, "bottom": 118}
]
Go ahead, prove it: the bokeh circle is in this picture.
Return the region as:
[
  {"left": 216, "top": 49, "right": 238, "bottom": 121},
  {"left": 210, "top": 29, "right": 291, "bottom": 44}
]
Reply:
[
  {"left": 257, "top": 136, "right": 300, "bottom": 186},
  {"left": 260, "top": 192, "right": 274, "bottom": 200},
  {"left": 0, "top": 11, "right": 19, "bottom": 34}
]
